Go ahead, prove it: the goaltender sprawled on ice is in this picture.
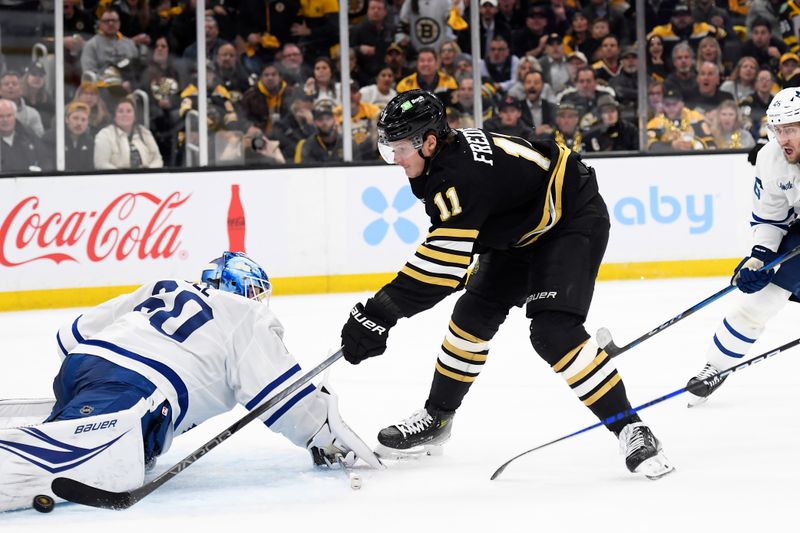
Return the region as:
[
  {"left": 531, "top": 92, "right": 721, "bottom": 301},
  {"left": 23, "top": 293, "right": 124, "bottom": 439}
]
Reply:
[{"left": 0, "top": 251, "right": 381, "bottom": 512}]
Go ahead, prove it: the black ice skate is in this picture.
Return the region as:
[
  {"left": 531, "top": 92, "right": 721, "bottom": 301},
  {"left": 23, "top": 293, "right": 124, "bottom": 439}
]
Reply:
[
  {"left": 375, "top": 407, "right": 454, "bottom": 459},
  {"left": 618, "top": 422, "right": 674, "bottom": 480},
  {"left": 686, "top": 363, "right": 728, "bottom": 407}
]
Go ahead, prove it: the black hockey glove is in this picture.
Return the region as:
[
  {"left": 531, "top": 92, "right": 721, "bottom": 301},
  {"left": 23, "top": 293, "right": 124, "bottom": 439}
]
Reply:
[
  {"left": 341, "top": 299, "right": 397, "bottom": 364},
  {"left": 747, "top": 141, "right": 766, "bottom": 166},
  {"left": 733, "top": 245, "right": 777, "bottom": 293}
]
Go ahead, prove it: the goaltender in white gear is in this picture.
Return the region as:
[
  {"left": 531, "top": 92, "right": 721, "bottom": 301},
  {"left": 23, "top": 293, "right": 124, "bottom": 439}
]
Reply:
[
  {"left": 0, "top": 252, "right": 382, "bottom": 513},
  {"left": 686, "top": 87, "right": 800, "bottom": 405}
]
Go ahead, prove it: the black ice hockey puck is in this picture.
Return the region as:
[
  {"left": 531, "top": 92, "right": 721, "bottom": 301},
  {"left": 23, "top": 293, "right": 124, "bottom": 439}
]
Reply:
[{"left": 32, "top": 494, "right": 54, "bottom": 513}]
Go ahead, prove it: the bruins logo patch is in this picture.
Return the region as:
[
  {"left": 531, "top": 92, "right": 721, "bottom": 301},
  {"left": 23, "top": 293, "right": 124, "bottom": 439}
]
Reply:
[{"left": 414, "top": 17, "right": 442, "bottom": 45}]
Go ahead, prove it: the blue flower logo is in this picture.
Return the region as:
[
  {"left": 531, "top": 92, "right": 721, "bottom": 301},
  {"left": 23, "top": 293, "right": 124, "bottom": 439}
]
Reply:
[{"left": 362, "top": 186, "right": 419, "bottom": 245}]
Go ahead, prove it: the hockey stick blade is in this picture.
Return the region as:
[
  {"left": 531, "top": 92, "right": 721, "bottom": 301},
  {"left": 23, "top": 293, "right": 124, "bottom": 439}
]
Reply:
[
  {"left": 490, "top": 335, "right": 800, "bottom": 480},
  {"left": 597, "top": 244, "right": 800, "bottom": 358},
  {"left": 52, "top": 348, "right": 344, "bottom": 510}
]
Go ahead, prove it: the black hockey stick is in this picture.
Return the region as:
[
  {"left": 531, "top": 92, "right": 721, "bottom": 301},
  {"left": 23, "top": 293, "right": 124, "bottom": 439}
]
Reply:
[
  {"left": 490, "top": 335, "right": 800, "bottom": 480},
  {"left": 598, "top": 244, "right": 800, "bottom": 358},
  {"left": 52, "top": 348, "right": 344, "bottom": 510}
]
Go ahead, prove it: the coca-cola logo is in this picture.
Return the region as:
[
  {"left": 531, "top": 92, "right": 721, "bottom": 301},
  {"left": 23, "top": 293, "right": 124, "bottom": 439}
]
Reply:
[{"left": 0, "top": 191, "right": 191, "bottom": 267}]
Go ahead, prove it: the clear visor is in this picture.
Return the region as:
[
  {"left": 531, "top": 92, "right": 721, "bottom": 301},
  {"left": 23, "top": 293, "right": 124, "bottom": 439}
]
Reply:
[
  {"left": 768, "top": 122, "right": 800, "bottom": 141},
  {"left": 378, "top": 139, "right": 419, "bottom": 164}
]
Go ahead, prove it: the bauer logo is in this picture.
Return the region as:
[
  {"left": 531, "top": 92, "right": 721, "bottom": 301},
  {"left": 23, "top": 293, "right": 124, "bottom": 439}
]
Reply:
[
  {"left": 361, "top": 185, "right": 420, "bottom": 245},
  {"left": 613, "top": 186, "right": 713, "bottom": 234}
]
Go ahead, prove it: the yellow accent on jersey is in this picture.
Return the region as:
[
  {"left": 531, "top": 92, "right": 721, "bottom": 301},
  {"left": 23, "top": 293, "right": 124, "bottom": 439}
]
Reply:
[
  {"left": 442, "top": 339, "right": 488, "bottom": 362},
  {"left": 552, "top": 339, "right": 587, "bottom": 373},
  {"left": 566, "top": 350, "right": 610, "bottom": 386},
  {"left": 417, "top": 244, "right": 472, "bottom": 266},
  {"left": 299, "top": 0, "right": 338, "bottom": 18},
  {"left": 516, "top": 144, "right": 569, "bottom": 247},
  {"left": 449, "top": 320, "right": 488, "bottom": 344},
  {"left": 583, "top": 373, "right": 621, "bottom": 407},
  {"left": 435, "top": 362, "right": 477, "bottom": 382},
  {"left": 401, "top": 265, "right": 461, "bottom": 288},
  {"left": 428, "top": 227, "right": 479, "bottom": 240}
]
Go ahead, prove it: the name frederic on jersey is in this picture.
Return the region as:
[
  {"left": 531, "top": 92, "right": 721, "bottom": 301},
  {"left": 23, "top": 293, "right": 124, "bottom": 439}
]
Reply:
[{"left": 462, "top": 128, "right": 494, "bottom": 166}]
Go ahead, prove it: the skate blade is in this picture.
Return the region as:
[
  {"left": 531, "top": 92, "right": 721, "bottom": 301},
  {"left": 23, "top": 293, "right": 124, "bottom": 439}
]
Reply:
[
  {"left": 687, "top": 393, "right": 709, "bottom": 408},
  {"left": 636, "top": 453, "right": 675, "bottom": 480},
  {"left": 374, "top": 443, "right": 444, "bottom": 460}
]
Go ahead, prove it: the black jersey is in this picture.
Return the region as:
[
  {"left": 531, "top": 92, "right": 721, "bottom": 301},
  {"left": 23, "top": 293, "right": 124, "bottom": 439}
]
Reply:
[{"left": 381, "top": 128, "right": 599, "bottom": 318}]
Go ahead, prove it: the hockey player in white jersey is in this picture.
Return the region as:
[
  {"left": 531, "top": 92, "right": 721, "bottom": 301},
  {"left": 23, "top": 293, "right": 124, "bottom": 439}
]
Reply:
[
  {"left": 686, "top": 87, "right": 800, "bottom": 405},
  {"left": 0, "top": 252, "right": 381, "bottom": 512}
]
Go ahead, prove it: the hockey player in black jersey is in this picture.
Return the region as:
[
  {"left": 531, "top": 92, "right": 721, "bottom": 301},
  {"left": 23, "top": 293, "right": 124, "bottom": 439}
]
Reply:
[{"left": 339, "top": 90, "right": 674, "bottom": 479}]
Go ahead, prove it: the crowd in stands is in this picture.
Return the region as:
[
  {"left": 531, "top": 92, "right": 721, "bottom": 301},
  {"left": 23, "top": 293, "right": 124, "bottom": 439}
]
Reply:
[{"left": 0, "top": 0, "right": 798, "bottom": 174}]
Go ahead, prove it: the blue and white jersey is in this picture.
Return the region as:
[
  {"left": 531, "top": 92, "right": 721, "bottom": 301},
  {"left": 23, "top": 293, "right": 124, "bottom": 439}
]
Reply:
[
  {"left": 54, "top": 280, "right": 326, "bottom": 452},
  {"left": 752, "top": 140, "right": 800, "bottom": 251}
]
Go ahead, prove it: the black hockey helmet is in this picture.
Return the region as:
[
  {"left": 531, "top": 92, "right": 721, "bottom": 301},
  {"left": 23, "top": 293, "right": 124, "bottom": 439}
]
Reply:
[{"left": 377, "top": 90, "right": 450, "bottom": 163}]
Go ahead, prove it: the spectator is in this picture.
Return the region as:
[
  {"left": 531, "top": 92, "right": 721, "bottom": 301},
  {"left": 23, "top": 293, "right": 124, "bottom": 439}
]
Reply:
[
  {"left": 739, "top": 68, "right": 778, "bottom": 140},
  {"left": 240, "top": 64, "right": 292, "bottom": 136},
  {"left": 454, "top": 53, "right": 474, "bottom": 77},
  {"left": 359, "top": 66, "right": 398, "bottom": 109},
  {"left": 21, "top": 61, "right": 54, "bottom": 130},
  {"left": 506, "top": 55, "right": 544, "bottom": 101},
  {"left": 685, "top": 61, "right": 734, "bottom": 114},
  {"left": 396, "top": 47, "right": 457, "bottom": 98},
  {"left": 550, "top": 102, "right": 584, "bottom": 152},
  {"left": 303, "top": 57, "right": 340, "bottom": 107},
  {"left": 0, "top": 71, "right": 44, "bottom": 138},
  {"left": 94, "top": 97, "right": 164, "bottom": 170},
  {"left": 741, "top": 17, "right": 785, "bottom": 70},
  {"left": 709, "top": 99, "right": 756, "bottom": 148},
  {"left": 646, "top": 2, "right": 726, "bottom": 58},
  {"left": 539, "top": 33, "right": 570, "bottom": 95},
  {"left": 334, "top": 46, "right": 372, "bottom": 90},
  {"left": 242, "top": 125, "right": 286, "bottom": 165},
  {"left": 72, "top": 81, "right": 112, "bottom": 136},
  {"left": 179, "top": 67, "right": 243, "bottom": 141},
  {"left": 292, "top": 0, "right": 339, "bottom": 62},
  {"left": 584, "top": 95, "right": 638, "bottom": 151},
  {"left": 352, "top": 0, "right": 396, "bottom": 79},
  {"left": 233, "top": 0, "right": 302, "bottom": 73},
  {"left": 114, "top": 0, "right": 154, "bottom": 49},
  {"left": 563, "top": 11, "right": 590, "bottom": 57},
  {"left": 610, "top": 45, "right": 639, "bottom": 122},
  {"left": 720, "top": 56, "right": 759, "bottom": 101},
  {"left": 565, "top": 50, "right": 589, "bottom": 86},
  {"left": 294, "top": 103, "right": 342, "bottom": 163},
  {"left": 439, "top": 40, "right": 462, "bottom": 78},
  {"left": 696, "top": 35, "right": 726, "bottom": 77},
  {"left": 334, "top": 81, "right": 381, "bottom": 161},
  {"left": 273, "top": 94, "right": 316, "bottom": 161},
  {"left": 448, "top": 75, "right": 495, "bottom": 126},
  {"left": 647, "top": 80, "right": 665, "bottom": 119},
  {"left": 484, "top": 95, "right": 535, "bottom": 141},
  {"left": 385, "top": 42, "right": 413, "bottom": 83},
  {"left": 214, "top": 43, "right": 253, "bottom": 103},
  {"left": 480, "top": 35, "right": 520, "bottom": 94},
  {"left": 42, "top": 102, "right": 95, "bottom": 173},
  {"left": 746, "top": 0, "right": 787, "bottom": 42},
  {"left": 778, "top": 52, "right": 800, "bottom": 87},
  {"left": 519, "top": 70, "right": 557, "bottom": 137},
  {"left": 647, "top": 34, "right": 667, "bottom": 82},
  {"left": 460, "top": 0, "right": 512, "bottom": 57},
  {"left": 581, "top": 0, "right": 629, "bottom": 44},
  {"left": 183, "top": 15, "right": 229, "bottom": 66},
  {"left": 81, "top": 7, "right": 141, "bottom": 78},
  {"left": 277, "top": 43, "right": 314, "bottom": 89},
  {"left": 63, "top": 0, "right": 93, "bottom": 95},
  {"left": 665, "top": 41, "right": 698, "bottom": 97},
  {"left": 511, "top": 3, "right": 551, "bottom": 59},
  {"left": 556, "top": 66, "right": 615, "bottom": 120},
  {"left": 592, "top": 34, "right": 621, "bottom": 84},
  {"left": 396, "top": 0, "right": 458, "bottom": 55},
  {"left": 0, "top": 99, "right": 48, "bottom": 173},
  {"left": 646, "top": 86, "right": 715, "bottom": 151},
  {"left": 583, "top": 17, "right": 610, "bottom": 62},
  {"left": 141, "top": 35, "right": 183, "bottom": 164}
]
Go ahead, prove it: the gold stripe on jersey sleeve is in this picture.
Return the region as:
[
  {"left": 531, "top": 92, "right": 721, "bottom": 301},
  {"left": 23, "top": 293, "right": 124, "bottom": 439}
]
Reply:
[
  {"left": 436, "top": 362, "right": 477, "bottom": 382},
  {"left": 400, "top": 265, "right": 461, "bottom": 288},
  {"left": 516, "top": 144, "right": 569, "bottom": 247},
  {"left": 417, "top": 244, "right": 472, "bottom": 266},
  {"left": 583, "top": 373, "right": 621, "bottom": 406},
  {"left": 428, "top": 227, "right": 480, "bottom": 240},
  {"left": 443, "top": 338, "right": 488, "bottom": 361},
  {"left": 449, "top": 320, "right": 488, "bottom": 343},
  {"left": 566, "top": 350, "right": 609, "bottom": 386},
  {"left": 551, "top": 339, "right": 586, "bottom": 372}
]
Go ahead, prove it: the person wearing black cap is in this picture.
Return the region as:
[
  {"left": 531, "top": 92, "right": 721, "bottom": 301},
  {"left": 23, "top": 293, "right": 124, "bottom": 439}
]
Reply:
[
  {"left": 646, "top": 2, "right": 727, "bottom": 59},
  {"left": 584, "top": 95, "right": 638, "bottom": 151},
  {"left": 21, "top": 61, "right": 55, "bottom": 130},
  {"left": 610, "top": 45, "right": 640, "bottom": 122},
  {"left": 511, "top": 3, "right": 552, "bottom": 58},
  {"left": 646, "top": 86, "right": 715, "bottom": 151},
  {"left": 549, "top": 102, "right": 585, "bottom": 151},
  {"left": 539, "top": 33, "right": 571, "bottom": 94},
  {"left": 484, "top": 95, "right": 535, "bottom": 141},
  {"left": 294, "top": 102, "right": 343, "bottom": 163}
]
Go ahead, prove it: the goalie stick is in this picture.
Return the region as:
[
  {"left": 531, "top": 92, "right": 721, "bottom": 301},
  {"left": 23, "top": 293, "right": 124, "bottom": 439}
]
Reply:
[
  {"left": 52, "top": 348, "right": 344, "bottom": 510},
  {"left": 490, "top": 334, "right": 800, "bottom": 480},
  {"left": 598, "top": 244, "right": 800, "bottom": 358}
]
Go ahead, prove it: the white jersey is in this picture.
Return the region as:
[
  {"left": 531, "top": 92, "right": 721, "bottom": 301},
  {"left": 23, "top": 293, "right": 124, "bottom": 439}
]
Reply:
[
  {"left": 55, "top": 280, "right": 326, "bottom": 451},
  {"left": 752, "top": 139, "right": 800, "bottom": 251}
]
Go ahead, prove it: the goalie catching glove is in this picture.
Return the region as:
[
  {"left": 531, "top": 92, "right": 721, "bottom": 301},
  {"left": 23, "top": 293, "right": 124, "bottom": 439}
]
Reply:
[
  {"left": 733, "top": 245, "right": 777, "bottom": 293},
  {"left": 341, "top": 293, "right": 401, "bottom": 364}
]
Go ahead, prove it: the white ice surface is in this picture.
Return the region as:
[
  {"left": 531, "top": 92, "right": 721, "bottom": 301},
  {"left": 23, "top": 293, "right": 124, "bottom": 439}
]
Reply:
[{"left": 1, "top": 277, "right": 798, "bottom": 532}]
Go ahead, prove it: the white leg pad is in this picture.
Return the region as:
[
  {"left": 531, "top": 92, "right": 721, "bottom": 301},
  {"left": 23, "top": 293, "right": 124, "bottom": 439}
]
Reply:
[{"left": 0, "top": 398, "right": 148, "bottom": 512}]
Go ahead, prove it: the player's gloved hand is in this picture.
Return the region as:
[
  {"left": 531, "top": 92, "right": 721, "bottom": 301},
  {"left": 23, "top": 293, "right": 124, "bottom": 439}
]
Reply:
[
  {"left": 341, "top": 299, "right": 396, "bottom": 364},
  {"left": 733, "top": 245, "right": 777, "bottom": 293},
  {"left": 747, "top": 141, "right": 766, "bottom": 166}
]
